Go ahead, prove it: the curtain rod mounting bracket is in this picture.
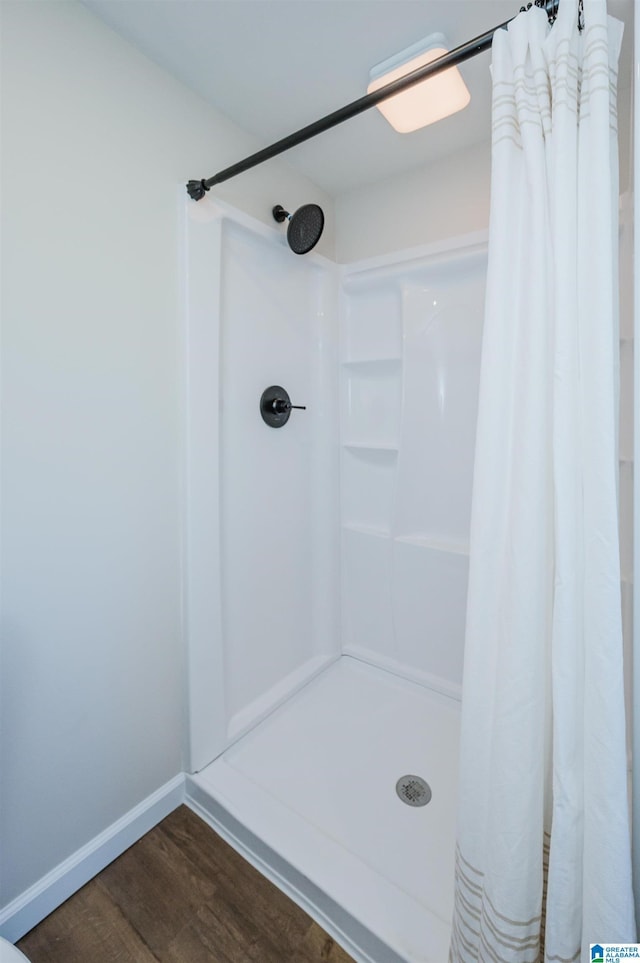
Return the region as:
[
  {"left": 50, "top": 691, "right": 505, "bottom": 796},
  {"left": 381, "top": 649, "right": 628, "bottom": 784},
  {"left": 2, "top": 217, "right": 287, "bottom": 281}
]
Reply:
[{"left": 187, "top": 179, "right": 210, "bottom": 201}]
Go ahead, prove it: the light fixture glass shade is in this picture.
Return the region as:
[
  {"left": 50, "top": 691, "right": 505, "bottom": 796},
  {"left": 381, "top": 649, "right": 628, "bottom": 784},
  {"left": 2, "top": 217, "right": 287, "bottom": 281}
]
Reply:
[{"left": 367, "top": 33, "right": 470, "bottom": 133}]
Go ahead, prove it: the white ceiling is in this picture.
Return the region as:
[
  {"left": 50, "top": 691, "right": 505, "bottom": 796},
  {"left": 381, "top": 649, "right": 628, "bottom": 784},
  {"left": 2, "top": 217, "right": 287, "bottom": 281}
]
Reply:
[{"left": 83, "top": 0, "right": 633, "bottom": 197}]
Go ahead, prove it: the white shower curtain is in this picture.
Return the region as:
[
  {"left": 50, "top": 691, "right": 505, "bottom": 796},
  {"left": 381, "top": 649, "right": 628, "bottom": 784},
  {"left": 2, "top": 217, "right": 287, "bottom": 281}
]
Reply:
[{"left": 450, "top": 1, "right": 635, "bottom": 960}]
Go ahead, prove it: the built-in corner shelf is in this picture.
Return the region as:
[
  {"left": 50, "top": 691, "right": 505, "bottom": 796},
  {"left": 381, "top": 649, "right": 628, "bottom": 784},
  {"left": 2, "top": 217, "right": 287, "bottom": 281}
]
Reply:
[
  {"left": 394, "top": 533, "right": 470, "bottom": 557},
  {"left": 342, "top": 441, "right": 398, "bottom": 453},
  {"left": 338, "top": 245, "right": 492, "bottom": 695},
  {"left": 341, "top": 357, "right": 402, "bottom": 369},
  {"left": 342, "top": 522, "right": 391, "bottom": 539},
  {"left": 341, "top": 527, "right": 470, "bottom": 558}
]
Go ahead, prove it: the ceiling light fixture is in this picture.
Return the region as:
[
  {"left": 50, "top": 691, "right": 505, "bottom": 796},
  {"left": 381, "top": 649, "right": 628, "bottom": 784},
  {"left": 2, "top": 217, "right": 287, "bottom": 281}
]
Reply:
[{"left": 367, "top": 33, "right": 471, "bottom": 134}]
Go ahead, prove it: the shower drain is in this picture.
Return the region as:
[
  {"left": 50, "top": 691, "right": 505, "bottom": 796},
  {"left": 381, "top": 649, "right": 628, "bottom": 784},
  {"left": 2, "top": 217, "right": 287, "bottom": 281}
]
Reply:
[{"left": 396, "top": 775, "right": 432, "bottom": 807}]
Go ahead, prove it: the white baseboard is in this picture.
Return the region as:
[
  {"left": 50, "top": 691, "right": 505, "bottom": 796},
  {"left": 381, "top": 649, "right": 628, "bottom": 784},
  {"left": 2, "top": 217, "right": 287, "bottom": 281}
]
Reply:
[{"left": 0, "top": 774, "right": 185, "bottom": 943}]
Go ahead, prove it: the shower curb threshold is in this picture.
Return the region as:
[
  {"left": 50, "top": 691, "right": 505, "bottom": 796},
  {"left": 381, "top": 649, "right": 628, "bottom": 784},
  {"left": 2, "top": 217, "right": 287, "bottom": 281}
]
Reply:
[{"left": 185, "top": 768, "right": 451, "bottom": 963}]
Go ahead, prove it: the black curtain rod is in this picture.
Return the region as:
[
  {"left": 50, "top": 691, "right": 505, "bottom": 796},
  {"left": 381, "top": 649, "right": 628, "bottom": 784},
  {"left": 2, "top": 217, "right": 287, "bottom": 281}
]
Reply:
[{"left": 186, "top": 0, "right": 560, "bottom": 201}]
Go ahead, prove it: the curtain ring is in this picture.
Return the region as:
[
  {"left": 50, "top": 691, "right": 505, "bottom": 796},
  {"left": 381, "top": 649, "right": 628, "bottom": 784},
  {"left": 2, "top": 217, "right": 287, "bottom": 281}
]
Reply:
[{"left": 533, "top": 0, "right": 558, "bottom": 26}]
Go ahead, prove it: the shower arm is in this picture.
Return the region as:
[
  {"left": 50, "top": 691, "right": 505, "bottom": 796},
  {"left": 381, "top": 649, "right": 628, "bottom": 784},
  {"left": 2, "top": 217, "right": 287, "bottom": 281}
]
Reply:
[{"left": 186, "top": 0, "right": 561, "bottom": 201}]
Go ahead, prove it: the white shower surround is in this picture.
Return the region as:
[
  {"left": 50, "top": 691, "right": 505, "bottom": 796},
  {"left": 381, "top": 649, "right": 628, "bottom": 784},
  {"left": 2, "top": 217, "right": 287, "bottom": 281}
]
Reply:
[
  {"left": 183, "top": 196, "right": 340, "bottom": 771},
  {"left": 183, "top": 196, "right": 487, "bottom": 959},
  {"left": 183, "top": 195, "right": 487, "bottom": 760}
]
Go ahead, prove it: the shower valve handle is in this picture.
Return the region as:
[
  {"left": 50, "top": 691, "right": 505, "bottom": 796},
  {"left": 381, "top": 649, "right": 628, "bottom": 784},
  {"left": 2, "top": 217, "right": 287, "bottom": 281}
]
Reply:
[
  {"left": 272, "top": 398, "right": 306, "bottom": 414},
  {"left": 260, "top": 385, "right": 306, "bottom": 428}
]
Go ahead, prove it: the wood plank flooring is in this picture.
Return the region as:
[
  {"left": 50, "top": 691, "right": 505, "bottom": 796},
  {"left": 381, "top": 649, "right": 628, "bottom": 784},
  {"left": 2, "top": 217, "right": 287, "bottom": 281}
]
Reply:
[{"left": 17, "top": 805, "right": 355, "bottom": 963}]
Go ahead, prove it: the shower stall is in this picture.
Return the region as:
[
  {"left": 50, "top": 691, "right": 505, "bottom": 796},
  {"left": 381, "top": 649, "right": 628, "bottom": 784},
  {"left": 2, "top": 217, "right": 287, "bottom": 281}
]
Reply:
[
  {"left": 179, "top": 11, "right": 636, "bottom": 959},
  {"left": 182, "top": 197, "right": 490, "bottom": 961}
]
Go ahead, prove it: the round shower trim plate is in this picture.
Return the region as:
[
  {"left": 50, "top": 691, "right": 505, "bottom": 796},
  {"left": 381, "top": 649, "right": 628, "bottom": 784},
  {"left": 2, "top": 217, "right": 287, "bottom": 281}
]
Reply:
[{"left": 396, "top": 774, "right": 432, "bottom": 807}]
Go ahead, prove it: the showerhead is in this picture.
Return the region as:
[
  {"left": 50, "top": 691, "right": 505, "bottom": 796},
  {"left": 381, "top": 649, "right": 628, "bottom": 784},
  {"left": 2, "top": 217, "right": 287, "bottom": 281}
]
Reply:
[{"left": 273, "top": 203, "right": 324, "bottom": 255}]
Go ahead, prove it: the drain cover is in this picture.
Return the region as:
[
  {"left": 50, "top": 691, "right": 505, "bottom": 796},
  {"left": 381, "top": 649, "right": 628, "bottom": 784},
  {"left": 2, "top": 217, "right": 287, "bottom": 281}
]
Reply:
[{"left": 396, "top": 775, "right": 432, "bottom": 807}]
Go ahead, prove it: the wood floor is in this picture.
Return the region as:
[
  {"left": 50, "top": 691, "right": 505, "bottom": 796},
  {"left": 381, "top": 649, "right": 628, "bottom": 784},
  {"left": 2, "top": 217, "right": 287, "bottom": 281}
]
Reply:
[{"left": 17, "top": 805, "right": 355, "bottom": 963}]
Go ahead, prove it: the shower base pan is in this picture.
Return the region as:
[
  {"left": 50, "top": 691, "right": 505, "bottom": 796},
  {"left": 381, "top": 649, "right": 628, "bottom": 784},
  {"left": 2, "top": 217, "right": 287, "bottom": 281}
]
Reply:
[{"left": 185, "top": 656, "right": 460, "bottom": 963}]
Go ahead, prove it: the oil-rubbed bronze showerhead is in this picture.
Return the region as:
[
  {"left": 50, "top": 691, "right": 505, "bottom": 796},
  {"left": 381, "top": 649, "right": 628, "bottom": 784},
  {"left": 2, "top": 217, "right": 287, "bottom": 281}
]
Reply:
[{"left": 272, "top": 203, "right": 324, "bottom": 255}]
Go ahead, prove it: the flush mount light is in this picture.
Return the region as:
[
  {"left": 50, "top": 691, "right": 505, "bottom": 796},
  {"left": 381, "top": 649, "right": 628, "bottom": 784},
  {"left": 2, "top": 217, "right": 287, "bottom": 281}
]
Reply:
[{"left": 367, "top": 33, "right": 471, "bottom": 133}]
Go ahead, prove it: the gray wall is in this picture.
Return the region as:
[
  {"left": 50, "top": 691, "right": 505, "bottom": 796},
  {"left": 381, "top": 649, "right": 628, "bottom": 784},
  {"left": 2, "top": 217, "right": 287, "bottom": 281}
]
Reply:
[{"left": 0, "top": 0, "right": 333, "bottom": 914}]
